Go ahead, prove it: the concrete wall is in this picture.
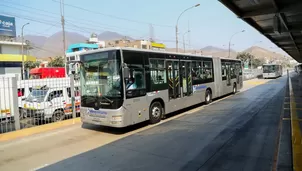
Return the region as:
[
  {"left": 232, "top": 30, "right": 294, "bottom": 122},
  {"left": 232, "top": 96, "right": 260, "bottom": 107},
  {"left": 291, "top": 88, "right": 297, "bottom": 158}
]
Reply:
[
  {"left": 0, "top": 67, "right": 21, "bottom": 78},
  {"left": 1, "top": 44, "right": 21, "bottom": 55},
  {"left": 5, "top": 67, "right": 21, "bottom": 75},
  {"left": 0, "top": 67, "right": 5, "bottom": 74}
]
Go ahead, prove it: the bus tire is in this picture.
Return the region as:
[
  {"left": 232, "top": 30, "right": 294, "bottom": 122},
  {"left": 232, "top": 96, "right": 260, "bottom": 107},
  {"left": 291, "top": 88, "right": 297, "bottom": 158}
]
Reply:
[
  {"left": 149, "top": 101, "right": 163, "bottom": 124},
  {"left": 233, "top": 83, "right": 237, "bottom": 94},
  {"left": 52, "top": 110, "right": 65, "bottom": 122},
  {"left": 205, "top": 89, "right": 212, "bottom": 104}
]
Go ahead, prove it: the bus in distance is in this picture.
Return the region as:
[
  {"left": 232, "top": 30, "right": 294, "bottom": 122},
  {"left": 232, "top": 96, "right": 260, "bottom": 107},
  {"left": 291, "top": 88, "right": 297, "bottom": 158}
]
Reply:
[
  {"left": 262, "top": 64, "right": 283, "bottom": 79},
  {"left": 79, "top": 47, "right": 243, "bottom": 127}
]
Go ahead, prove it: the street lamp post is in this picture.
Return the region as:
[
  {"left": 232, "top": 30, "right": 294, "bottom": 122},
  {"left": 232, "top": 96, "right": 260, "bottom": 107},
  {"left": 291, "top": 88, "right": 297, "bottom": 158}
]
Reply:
[
  {"left": 176, "top": 4, "right": 200, "bottom": 52},
  {"left": 228, "top": 30, "right": 245, "bottom": 58},
  {"left": 21, "top": 23, "right": 30, "bottom": 80},
  {"left": 183, "top": 30, "right": 190, "bottom": 53}
]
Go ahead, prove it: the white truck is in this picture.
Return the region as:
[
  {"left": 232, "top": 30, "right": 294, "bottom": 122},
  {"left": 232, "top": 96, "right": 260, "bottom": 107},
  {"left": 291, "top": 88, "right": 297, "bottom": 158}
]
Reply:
[
  {"left": 1, "top": 76, "right": 80, "bottom": 121},
  {"left": 21, "top": 79, "right": 80, "bottom": 121}
]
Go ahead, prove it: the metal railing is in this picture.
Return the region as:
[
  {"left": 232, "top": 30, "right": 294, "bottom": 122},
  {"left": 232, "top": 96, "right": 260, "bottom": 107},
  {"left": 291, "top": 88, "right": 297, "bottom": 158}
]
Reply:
[
  {"left": 243, "top": 69, "right": 263, "bottom": 81},
  {"left": 0, "top": 74, "right": 79, "bottom": 134}
]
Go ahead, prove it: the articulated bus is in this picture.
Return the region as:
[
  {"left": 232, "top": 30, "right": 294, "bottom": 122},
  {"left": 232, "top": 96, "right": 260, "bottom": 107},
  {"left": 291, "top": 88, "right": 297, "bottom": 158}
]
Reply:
[
  {"left": 79, "top": 47, "right": 243, "bottom": 127},
  {"left": 262, "top": 64, "right": 283, "bottom": 79}
]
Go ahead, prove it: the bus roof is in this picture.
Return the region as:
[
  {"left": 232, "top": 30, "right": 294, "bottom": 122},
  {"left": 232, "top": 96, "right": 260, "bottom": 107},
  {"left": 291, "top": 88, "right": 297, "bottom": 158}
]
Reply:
[
  {"left": 79, "top": 47, "right": 241, "bottom": 62},
  {"left": 66, "top": 50, "right": 85, "bottom": 57}
]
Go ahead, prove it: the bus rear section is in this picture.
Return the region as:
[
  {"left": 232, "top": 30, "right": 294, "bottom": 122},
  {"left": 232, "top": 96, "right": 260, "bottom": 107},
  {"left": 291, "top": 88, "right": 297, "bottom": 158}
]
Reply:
[
  {"left": 79, "top": 47, "right": 243, "bottom": 128},
  {"left": 262, "top": 64, "right": 282, "bottom": 79}
]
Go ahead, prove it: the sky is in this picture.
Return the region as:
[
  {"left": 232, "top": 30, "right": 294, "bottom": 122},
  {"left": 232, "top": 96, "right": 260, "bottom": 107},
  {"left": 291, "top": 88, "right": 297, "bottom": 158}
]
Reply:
[{"left": 0, "top": 0, "right": 287, "bottom": 55}]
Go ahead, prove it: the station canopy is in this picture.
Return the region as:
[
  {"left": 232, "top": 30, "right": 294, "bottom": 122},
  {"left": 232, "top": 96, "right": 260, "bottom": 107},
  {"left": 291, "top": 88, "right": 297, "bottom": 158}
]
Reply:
[{"left": 219, "top": 0, "right": 302, "bottom": 62}]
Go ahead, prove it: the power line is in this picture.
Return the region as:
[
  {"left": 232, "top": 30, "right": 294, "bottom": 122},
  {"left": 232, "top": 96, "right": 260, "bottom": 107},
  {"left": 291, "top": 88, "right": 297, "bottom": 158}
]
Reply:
[
  {"left": 0, "top": 1, "right": 153, "bottom": 34},
  {"left": 3, "top": 11, "right": 151, "bottom": 41},
  {"left": 24, "top": 28, "right": 53, "bottom": 37},
  {"left": 51, "top": 0, "right": 173, "bottom": 28},
  {"left": 30, "top": 44, "right": 62, "bottom": 56},
  {"left": 1, "top": 12, "right": 97, "bottom": 34}
]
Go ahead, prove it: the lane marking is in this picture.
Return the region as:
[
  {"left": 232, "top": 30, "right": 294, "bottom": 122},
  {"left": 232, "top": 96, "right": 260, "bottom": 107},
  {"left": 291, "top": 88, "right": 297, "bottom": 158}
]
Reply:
[
  {"left": 0, "top": 118, "right": 81, "bottom": 142},
  {"left": 284, "top": 108, "right": 302, "bottom": 110},
  {"left": 272, "top": 81, "right": 286, "bottom": 171},
  {"left": 289, "top": 76, "right": 302, "bottom": 171},
  {"left": 283, "top": 118, "right": 302, "bottom": 121}
]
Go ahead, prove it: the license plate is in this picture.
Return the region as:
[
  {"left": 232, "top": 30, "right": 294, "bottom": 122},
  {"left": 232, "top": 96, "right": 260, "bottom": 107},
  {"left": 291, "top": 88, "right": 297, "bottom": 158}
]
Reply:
[
  {"left": 89, "top": 114, "right": 106, "bottom": 118},
  {"left": 92, "top": 118, "right": 101, "bottom": 122}
]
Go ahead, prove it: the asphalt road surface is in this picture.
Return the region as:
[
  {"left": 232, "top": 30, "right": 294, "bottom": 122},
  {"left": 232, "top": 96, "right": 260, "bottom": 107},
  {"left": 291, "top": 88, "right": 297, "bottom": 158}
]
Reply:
[{"left": 36, "top": 77, "right": 287, "bottom": 171}]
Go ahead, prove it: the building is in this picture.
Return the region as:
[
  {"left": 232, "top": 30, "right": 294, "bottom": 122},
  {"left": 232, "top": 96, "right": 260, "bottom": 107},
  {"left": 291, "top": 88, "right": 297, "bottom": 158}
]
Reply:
[
  {"left": 0, "top": 15, "right": 36, "bottom": 78},
  {"left": 106, "top": 39, "right": 166, "bottom": 51},
  {"left": 0, "top": 40, "right": 36, "bottom": 77}
]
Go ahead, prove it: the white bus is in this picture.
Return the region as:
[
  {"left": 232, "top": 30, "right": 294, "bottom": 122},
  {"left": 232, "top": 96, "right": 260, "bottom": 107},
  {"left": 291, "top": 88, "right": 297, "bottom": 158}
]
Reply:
[
  {"left": 79, "top": 47, "right": 243, "bottom": 127},
  {"left": 295, "top": 63, "right": 302, "bottom": 74},
  {"left": 262, "top": 64, "right": 283, "bottom": 79}
]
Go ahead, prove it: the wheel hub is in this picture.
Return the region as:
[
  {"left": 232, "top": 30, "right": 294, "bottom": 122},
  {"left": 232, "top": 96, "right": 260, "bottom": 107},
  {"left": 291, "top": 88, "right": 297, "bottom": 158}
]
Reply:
[
  {"left": 152, "top": 107, "right": 160, "bottom": 118},
  {"left": 206, "top": 94, "right": 210, "bottom": 101}
]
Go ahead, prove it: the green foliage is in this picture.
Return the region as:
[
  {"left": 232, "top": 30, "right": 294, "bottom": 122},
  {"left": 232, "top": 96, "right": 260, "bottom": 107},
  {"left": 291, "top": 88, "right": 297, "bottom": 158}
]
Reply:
[
  {"left": 48, "top": 56, "right": 65, "bottom": 67},
  {"left": 236, "top": 52, "right": 264, "bottom": 68},
  {"left": 251, "top": 58, "right": 265, "bottom": 68},
  {"left": 236, "top": 52, "right": 254, "bottom": 62},
  {"left": 24, "top": 61, "right": 41, "bottom": 69}
]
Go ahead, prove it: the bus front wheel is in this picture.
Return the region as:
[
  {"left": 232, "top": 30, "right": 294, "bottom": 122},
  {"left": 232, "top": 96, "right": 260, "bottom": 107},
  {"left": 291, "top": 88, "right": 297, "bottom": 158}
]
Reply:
[
  {"left": 233, "top": 84, "right": 237, "bottom": 94},
  {"left": 149, "top": 101, "right": 163, "bottom": 124}
]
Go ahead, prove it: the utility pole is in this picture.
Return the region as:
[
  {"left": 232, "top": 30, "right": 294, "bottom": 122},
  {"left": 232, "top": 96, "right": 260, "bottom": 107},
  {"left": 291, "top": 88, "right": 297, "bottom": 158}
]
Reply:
[
  {"left": 183, "top": 30, "right": 190, "bottom": 53},
  {"left": 21, "top": 23, "right": 30, "bottom": 80},
  {"left": 60, "top": 0, "right": 66, "bottom": 63}
]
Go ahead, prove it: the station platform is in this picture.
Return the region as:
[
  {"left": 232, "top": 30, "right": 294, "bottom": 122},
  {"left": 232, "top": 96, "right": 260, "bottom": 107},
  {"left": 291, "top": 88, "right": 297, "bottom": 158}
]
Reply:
[{"left": 0, "top": 74, "right": 299, "bottom": 171}]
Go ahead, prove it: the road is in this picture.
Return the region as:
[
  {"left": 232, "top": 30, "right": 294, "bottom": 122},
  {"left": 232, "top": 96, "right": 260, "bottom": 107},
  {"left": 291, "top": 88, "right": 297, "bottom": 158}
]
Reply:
[{"left": 0, "top": 77, "right": 287, "bottom": 171}]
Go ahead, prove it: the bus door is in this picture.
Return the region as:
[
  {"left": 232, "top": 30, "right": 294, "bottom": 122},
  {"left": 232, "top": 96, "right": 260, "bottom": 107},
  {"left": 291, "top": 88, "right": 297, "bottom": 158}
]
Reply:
[
  {"left": 166, "top": 60, "right": 180, "bottom": 99},
  {"left": 235, "top": 63, "right": 240, "bottom": 84},
  {"left": 180, "top": 61, "right": 192, "bottom": 97},
  {"left": 226, "top": 63, "right": 231, "bottom": 86}
]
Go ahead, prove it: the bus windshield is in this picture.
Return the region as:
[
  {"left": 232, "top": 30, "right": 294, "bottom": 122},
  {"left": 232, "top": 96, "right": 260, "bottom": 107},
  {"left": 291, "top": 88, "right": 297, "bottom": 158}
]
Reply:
[
  {"left": 263, "top": 65, "right": 276, "bottom": 73},
  {"left": 80, "top": 50, "right": 122, "bottom": 102}
]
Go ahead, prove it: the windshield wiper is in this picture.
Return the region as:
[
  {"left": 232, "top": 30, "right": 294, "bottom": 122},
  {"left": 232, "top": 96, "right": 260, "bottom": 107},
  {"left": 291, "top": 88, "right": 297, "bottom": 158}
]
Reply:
[{"left": 100, "top": 96, "right": 113, "bottom": 105}]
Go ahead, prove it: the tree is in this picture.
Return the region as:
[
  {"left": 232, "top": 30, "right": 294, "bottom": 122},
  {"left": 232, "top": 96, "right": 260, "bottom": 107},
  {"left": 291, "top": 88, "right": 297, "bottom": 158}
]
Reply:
[
  {"left": 251, "top": 58, "right": 265, "bottom": 68},
  {"left": 24, "top": 61, "right": 41, "bottom": 69},
  {"left": 48, "top": 56, "right": 65, "bottom": 67},
  {"left": 236, "top": 52, "right": 254, "bottom": 63}
]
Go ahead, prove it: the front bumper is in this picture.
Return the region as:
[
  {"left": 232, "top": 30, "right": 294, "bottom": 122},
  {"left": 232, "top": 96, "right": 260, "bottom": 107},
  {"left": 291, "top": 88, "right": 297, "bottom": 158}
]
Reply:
[
  {"left": 80, "top": 107, "right": 126, "bottom": 128},
  {"left": 22, "top": 109, "right": 45, "bottom": 119}
]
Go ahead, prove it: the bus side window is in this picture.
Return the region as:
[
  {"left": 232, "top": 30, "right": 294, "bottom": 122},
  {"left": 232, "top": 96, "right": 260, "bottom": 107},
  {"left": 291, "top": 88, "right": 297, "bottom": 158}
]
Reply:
[
  {"left": 202, "top": 61, "right": 213, "bottom": 79},
  {"left": 150, "top": 58, "right": 167, "bottom": 91}
]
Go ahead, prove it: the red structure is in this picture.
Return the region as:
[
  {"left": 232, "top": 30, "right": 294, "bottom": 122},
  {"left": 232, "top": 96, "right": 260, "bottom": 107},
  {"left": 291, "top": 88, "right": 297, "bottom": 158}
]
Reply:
[{"left": 29, "top": 67, "right": 66, "bottom": 79}]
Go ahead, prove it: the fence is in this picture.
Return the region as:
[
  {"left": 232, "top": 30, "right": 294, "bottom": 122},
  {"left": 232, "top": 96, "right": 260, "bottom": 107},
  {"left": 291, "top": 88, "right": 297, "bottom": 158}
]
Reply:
[
  {"left": 0, "top": 75, "right": 79, "bottom": 134},
  {"left": 243, "top": 69, "right": 263, "bottom": 81}
]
